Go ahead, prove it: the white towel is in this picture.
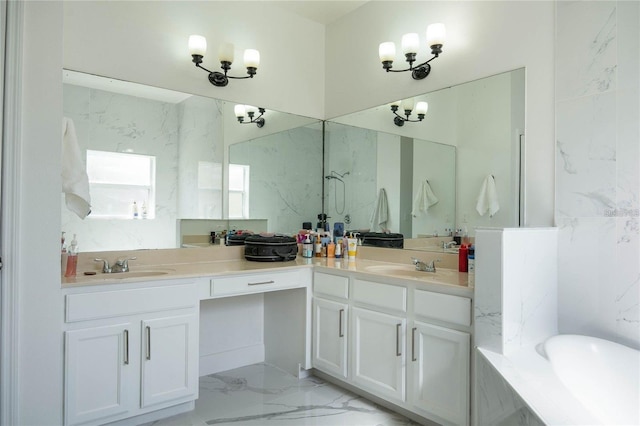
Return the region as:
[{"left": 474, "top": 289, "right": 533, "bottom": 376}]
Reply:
[
  {"left": 370, "top": 188, "right": 389, "bottom": 231},
  {"left": 476, "top": 174, "right": 500, "bottom": 217},
  {"left": 62, "top": 117, "right": 91, "bottom": 219},
  {"left": 411, "top": 180, "right": 439, "bottom": 217}
]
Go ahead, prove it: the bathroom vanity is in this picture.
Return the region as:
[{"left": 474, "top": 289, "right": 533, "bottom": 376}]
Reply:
[{"left": 61, "top": 247, "right": 472, "bottom": 426}]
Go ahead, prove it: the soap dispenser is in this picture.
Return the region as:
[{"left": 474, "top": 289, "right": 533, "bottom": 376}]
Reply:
[{"left": 64, "top": 234, "right": 78, "bottom": 277}]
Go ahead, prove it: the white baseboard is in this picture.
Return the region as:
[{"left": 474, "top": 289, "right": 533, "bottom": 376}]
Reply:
[{"left": 199, "top": 344, "right": 265, "bottom": 376}]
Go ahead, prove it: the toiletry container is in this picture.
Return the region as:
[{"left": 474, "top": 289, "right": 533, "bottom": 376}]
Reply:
[
  {"left": 467, "top": 245, "right": 475, "bottom": 285},
  {"left": 458, "top": 244, "right": 468, "bottom": 272},
  {"left": 303, "top": 235, "right": 313, "bottom": 258},
  {"left": 64, "top": 234, "right": 78, "bottom": 277}
]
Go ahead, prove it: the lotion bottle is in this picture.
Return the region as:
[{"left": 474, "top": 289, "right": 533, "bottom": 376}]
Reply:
[
  {"left": 302, "top": 234, "right": 313, "bottom": 258},
  {"left": 64, "top": 234, "right": 78, "bottom": 278}
]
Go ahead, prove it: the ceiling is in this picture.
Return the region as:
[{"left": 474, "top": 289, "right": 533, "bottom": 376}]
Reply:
[{"left": 270, "top": 1, "right": 369, "bottom": 25}]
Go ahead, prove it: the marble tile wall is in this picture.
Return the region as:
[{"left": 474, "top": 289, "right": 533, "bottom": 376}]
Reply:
[
  {"left": 62, "top": 84, "right": 180, "bottom": 251},
  {"left": 555, "top": 1, "right": 640, "bottom": 348},
  {"left": 229, "top": 127, "right": 324, "bottom": 234}
]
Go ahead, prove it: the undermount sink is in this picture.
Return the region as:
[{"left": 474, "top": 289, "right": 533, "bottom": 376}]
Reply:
[
  {"left": 100, "top": 269, "right": 175, "bottom": 279},
  {"left": 364, "top": 264, "right": 457, "bottom": 280}
]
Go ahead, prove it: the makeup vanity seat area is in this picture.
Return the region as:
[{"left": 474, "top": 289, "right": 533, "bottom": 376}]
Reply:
[{"left": 61, "top": 261, "right": 472, "bottom": 426}]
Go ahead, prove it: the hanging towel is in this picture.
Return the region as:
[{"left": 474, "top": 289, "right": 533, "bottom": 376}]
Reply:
[
  {"left": 370, "top": 188, "right": 389, "bottom": 231},
  {"left": 411, "top": 180, "right": 439, "bottom": 217},
  {"left": 62, "top": 117, "right": 91, "bottom": 219},
  {"left": 476, "top": 174, "right": 500, "bottom": 217}
]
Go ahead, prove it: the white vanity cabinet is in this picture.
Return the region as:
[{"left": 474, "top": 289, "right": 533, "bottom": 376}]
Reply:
[
  {"left": 312, "top": 272, "right": 349, "bottom": 378},
  {"left": 312, "top": 269, "right": 472, "bottom": 426},
  {"left": 351, "top": 278, "right": 408, "bottom": 404},
  {"left": 63, "top": 282, "right": 199, "bottom": 426}
]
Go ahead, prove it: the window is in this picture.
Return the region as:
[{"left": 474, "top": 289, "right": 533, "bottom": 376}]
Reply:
[
  {"left": 228, "top": 164, "right": 250, "bottom": 219},
  {"left": 86, "top": 150, "right": 156, "bottom": 219}
]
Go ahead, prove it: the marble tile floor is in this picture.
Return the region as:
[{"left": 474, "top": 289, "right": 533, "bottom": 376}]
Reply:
[{"left": 145, "top": 363, "right": 420, "bottom": 426}]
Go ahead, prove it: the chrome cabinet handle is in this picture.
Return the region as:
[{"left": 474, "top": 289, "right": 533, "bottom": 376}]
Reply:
[
  {"left": 146, "top": 326, "right": 151, "bottom": 360},
  {"left": 248, "top": 280, "right": 275, "bottom": 286},
  {"left": 124, "top": 329, "right": 129, "bottom": 365},
  {"left": 412, "top": 327, "right": 417, "bottom": 362},
  {"left": 396, "top": 323, "right": 402, "bottom": 357},
  {"left": 339, "top": 309, "right": 344, "bottom": 337}
]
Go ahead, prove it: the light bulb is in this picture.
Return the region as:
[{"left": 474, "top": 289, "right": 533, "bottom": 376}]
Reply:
[
  {"left": 426, "top": 23, "right": 446, "bottom": 47},
  {"left": 378, "top": 42, "right": 396, "bottom": 62},
  {"left": 188, "top": 35, "right": 207, "bottom": 56},
  {"left": 415, "top": 101, "right": 429, "bottom": 115},
  {"left": 244, "top": 49, "right": 260, "bottom": 68},
  {"left": 401, "top": 33, "right": 420, "bottom": 55},
  {"left": 401, "top": 98, "right": 415, "bottom": 113},
  {"left": 219, "top": 42, "right": 235, "bottom": 63},
  {"left": 234, "top": 104, "right": 246, "bottom": 118}
]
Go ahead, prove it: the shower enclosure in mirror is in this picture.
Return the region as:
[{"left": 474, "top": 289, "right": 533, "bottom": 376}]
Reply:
[
  {"left": 324, "top": 68, "right": 525, "bottom": 249},
  {"left": 62, "top": 70, "right": 322, "bottom": 251}
]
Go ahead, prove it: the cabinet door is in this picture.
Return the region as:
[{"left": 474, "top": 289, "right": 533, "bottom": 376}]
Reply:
[
  {"left": 141, "top": 313, "right": 199, "bottom": 408},
  {"left": 64, "top": 323, "right": 136, "bottom": 426},
  {"left": 351, "top": 307, "right": 406, "bottom": 403},
  {"left": 409, "top": 321, "right": 470, "bottom": 425},
  {"left": 312, "top": 298, "right": 348, "bottom": 378}
]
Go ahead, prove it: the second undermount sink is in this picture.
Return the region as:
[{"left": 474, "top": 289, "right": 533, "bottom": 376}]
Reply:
[
  {"left": 364, "top": 264, "right": 458, "bottom": 280},
  {"left": 105, "top": 269, "right": 175, "bottom": 279}
]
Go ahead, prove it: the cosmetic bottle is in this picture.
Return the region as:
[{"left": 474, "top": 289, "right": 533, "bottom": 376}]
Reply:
[
  {"left": 327, "top": 241, "right": 336, "bottom": 258},
  {"left": 132, "top": 201, "right": 139, "bottom": 219},
  {"left": 335, "top": 238, "right": 342, "bottom": 258},
  {"left": 302, "top": 234, "right": 313, "bottom": 258},
  {"left": 467, "top": 245, "right": 475, "bottom": 286},
  {"left": 314, "top": 234, "right": 322, "bottom": 257},
  {"left": 64, "top": 234, "right": 78, "bottom": 278},
  {"left": 458, "top": 244, "right": 468, "bottom": 272}
]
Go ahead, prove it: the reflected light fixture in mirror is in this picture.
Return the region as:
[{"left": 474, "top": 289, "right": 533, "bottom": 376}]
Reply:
[
  {"left": 188, "top": 35, "right": 260, "bottom": 87},
  {"left": 379, "top": 23, "right": 445, "bottom": 80},
  {"left": 234, "top": 105, "right": 266, "bottom": 128},
  {"left": 390, "top": 98, "right": 428, "bottom": 126}
]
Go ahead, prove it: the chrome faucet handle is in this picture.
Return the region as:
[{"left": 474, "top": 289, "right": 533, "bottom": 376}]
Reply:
[
  {"left": 94, "top": 258, "right": 111, "bottom": 273},
  {"left": 410, "top": 257, "right": 421, "bottom": 265},
  {"left": 116, "top": 256, "right": 137, "bottom": 271},
  {"left": 427, "top": 259, "right": 441, "bottom": 272}
]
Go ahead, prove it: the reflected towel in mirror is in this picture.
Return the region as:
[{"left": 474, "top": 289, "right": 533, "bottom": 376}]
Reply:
[
  {"left": 370, "top": 188, "right": 389, "bottom": 231},
  {"left": 62, "top": 117, "right": 91, "bottom": 219},
  {"left": 411, "top": 180, "right": 439, "bottom": 217},
  {"left": 476, "top": 174, "right": 499, "bottom": 217}
]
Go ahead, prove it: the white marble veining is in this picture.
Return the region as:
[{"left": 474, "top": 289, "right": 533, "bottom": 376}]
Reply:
[
  {"left": 474, "top": 228, "right": 558, "bottom": 356},
  {"left": 555, "top": 0, "right": 640, "bottom": 348},
  {"left": 146, "top": 364, "right": 418, "bottom": 426}
]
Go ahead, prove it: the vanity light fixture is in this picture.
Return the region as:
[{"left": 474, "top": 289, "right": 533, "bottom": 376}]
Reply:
[
  {"left": 379, "top": 23, "right": 445, "bottom": 80},
  {"left": 390, "top": 98, "right": 428, "bottom": 126},
  {"left": 234, "top": 105, "right": 266, "bottom": 128},
  {"left": 189, "top": 35, "right": 260, "bottom": 87}
]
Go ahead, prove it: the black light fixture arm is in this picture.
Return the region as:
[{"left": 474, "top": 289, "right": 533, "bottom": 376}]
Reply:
[
  {"left": 191, "top": 54, "right": 256, "bottom": 87},
  {"left": 382, "top": 45, "right": 442, "bottom": 81},
  {"left": 390, "top": 105, "right": 426, "bottom": 127},
  {"left": 237, "top": 107, "right": 266, "bottom": 128}
]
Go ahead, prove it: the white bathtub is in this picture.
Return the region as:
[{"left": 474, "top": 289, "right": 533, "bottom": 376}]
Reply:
[
  {"left": 478, "top": 334, "right": 640, "bottom": 425},
  {"left": 541, "top": 334, "right": 640, "bottom": 426}
]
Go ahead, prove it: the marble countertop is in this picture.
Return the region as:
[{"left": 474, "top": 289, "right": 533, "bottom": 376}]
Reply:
[{"left": 62, "top": 246, "right": 472, "bottom": 295}]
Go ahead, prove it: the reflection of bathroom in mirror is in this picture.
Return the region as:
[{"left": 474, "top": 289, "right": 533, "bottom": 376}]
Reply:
[
  {"left": 325, "top": 68, "right": 525, "bottom": 250},
  {"left": 61, "top": 70, "right": 322, "bottom": 251}
]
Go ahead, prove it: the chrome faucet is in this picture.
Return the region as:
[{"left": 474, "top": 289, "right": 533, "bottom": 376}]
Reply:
[
  {"left": 442, "top": 241, "right": 457, "bottom": 249},
  {"left": 94, "top": 257, "right": 137, "bottom": 273},
  {"left": 411, "top": 257, "right": 440, "bottom": 272}
]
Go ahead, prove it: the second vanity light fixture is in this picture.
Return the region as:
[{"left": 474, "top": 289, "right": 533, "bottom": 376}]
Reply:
[
  {"left": 189, "top": 35, "right": 260, "bottom": 87},
  {"left": 390, "top": 98, "right": 428, "bottom": 126},
  {"left": 235, "top": 105, "right": 266, "bottom": 128},
  {"left": 379, "top": 23, "right": 446, "bottom": 80}
]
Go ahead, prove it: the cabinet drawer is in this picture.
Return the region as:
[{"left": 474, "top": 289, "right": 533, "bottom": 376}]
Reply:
[
  {"left": 210, "top": 269, "right": 305, "bottom": 297},
  {"left": 66, "top": 284, "right": 197, "bottom": 323},
  {"left": 352, "top": 279, "right": 406, "bottom": 313},
  {"left": 414, "top": 290, "right": 471, "bottom": 327},
  {"left": 314, "top": 272, "right": 349, "bottom": 300}
]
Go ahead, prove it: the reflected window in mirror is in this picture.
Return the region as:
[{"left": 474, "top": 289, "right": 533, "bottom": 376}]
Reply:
[
  {"left": 228, "top": 164, "right": 250, "bottom": 219},
  {"left": 87, "top": 150, "right": 155, "bottom": 219}
]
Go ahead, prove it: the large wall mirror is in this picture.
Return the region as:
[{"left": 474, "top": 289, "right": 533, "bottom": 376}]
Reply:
[
  {"left": 324, "top": 68, "right": 525, "bottom": 249},
  {"left": 61, "top": 70, "right": 322, "bottom": 251}
]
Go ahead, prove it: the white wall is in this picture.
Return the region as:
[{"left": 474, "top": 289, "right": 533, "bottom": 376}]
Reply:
[
  {"left": 326, "top": 1, "right": 555, "bottom": 227},
  {"left": 15, "top": 2, "right": 64, "bottom": 423},
  {"left": 63, "top": 1, "right": 326, "bottom": 119},
  {"left": 555, "top": 1, "right": 639, "bottom": 348}
]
